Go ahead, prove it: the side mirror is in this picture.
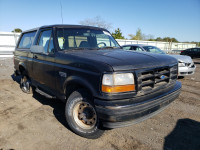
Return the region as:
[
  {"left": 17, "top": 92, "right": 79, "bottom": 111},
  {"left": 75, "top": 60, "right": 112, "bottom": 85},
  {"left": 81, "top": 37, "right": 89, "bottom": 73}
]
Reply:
[{"left": 30, "top": 45, "right": 46, "bottom": 54}]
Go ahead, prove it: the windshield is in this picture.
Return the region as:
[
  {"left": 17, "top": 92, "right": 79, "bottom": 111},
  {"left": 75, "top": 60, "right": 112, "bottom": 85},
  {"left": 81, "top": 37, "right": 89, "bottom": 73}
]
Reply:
[
  {"left": 56, "top": 28, "right": 120, "bottom": 50},
  {"left": 143, "top": 46, "right": 165, "bottom": 54}
]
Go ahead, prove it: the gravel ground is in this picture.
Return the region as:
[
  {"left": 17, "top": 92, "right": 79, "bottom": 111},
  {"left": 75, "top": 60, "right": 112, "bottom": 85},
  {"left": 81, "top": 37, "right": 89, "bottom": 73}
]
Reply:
[{"left": 0, "top": 58, "right": 200, "bottom": 150}]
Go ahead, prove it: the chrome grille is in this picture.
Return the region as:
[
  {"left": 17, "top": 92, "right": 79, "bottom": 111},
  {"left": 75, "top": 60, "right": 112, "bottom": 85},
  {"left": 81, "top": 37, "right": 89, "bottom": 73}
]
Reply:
[{"left": 137, "top": 65, "right": 178, "bottom": 92}]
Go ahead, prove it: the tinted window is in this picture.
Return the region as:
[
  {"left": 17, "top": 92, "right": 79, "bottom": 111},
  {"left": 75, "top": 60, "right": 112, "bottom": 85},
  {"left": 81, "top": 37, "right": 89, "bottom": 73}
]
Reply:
[
  {"left": 185, "top": 49, "right": 190, "bottom": 52},
  {"left": 18, "top": 31, "right": 36, "bottom": 49},
  {"left": 38, "top": 30, "right": 52, "bottom": 53},
  {"left": 192, "top": 48, "right": 198, "bottom": 52}
]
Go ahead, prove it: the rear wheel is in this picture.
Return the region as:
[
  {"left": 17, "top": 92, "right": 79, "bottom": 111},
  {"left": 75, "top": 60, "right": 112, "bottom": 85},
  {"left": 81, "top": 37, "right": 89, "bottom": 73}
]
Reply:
[
  {"left": 65, "top": 89, "right": 104, "bottom": 139},
  {"left": 20, "top": 75, "right": 33, "bottom": 94}
]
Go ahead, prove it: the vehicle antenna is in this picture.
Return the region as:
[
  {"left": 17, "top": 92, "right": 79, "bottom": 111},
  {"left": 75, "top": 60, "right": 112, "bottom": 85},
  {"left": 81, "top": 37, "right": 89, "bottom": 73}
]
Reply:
[{"left": 60, "top": 0, "right": 63, "bottom": 24}]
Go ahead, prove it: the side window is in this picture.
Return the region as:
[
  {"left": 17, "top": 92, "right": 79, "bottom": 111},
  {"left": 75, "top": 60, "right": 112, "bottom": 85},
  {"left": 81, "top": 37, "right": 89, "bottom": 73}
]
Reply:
[
  {"left": 131, "top": 46, "right": 137, "bottom": 51},
  {"left": 136, "top": 47, "right": 143, "bottom": 52},
  {"left": 122, "top": 46, "right": 131, "bottom": 50},
  {"left": 38, "top": 30, "right": 52, "bottom": 53},
  {"left": 193, "top": 48, "right": 197, "bottom": 52},
  {"left": 18, "top": 31, "right": 36, "bottom": 49}
]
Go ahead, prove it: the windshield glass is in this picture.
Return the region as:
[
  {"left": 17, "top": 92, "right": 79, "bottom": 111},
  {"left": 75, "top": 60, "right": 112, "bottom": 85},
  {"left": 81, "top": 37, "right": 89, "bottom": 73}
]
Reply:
[
  {"left": 143, "top": 46, "right": 165, "bottom": 54},
  {"left": 56, "top": 28, "right": 120, "bottom": 50}
]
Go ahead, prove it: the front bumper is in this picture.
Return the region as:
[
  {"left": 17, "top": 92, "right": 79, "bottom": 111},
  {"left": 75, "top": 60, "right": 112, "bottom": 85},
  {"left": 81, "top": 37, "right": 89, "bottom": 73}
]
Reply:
[
  {"left": 95, "top": 81, "right": 181, "bottom": 128},
  {"left": 178, "top": 65, "right": 196, "bottom": 76}
]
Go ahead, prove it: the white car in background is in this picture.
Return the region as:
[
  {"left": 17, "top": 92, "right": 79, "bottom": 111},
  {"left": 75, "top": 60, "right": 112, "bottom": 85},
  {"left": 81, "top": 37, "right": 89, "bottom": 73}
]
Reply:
[{"left": 122, "top": 44, "right": 196, "bottom": 76}]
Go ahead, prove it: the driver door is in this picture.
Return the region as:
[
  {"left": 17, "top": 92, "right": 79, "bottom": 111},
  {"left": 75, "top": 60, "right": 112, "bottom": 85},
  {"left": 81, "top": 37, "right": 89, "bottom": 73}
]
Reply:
[{"left": 32, "top": 28, "right": 56, "bottom": 92}]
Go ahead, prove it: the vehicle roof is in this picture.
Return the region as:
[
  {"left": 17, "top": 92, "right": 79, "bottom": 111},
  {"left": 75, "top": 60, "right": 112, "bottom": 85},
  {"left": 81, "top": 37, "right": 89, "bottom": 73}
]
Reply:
[
  {"left": 22, "top": 24, "right": 109, "bottom": 33},
  {"left": 122, "top": 44, "right": 152, "bottom": 47},
  {"left": 185, "top": 47, "right": 200, "bottom": 50}
]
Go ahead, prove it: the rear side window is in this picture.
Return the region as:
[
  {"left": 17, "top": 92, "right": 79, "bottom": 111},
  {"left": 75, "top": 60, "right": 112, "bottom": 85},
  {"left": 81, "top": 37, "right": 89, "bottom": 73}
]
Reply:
[{"left": 18, "top": 31, "right": 36, "bottom": 49}]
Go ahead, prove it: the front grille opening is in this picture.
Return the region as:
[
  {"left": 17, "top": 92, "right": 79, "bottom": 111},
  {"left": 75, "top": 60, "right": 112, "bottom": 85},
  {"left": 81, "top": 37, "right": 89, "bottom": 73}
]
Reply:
[
  {"left": 137, "top": 65, "right": 177, "bottom": 93},
  {"left": 186, "top": 63, "right": 191, "bottom": 67}
]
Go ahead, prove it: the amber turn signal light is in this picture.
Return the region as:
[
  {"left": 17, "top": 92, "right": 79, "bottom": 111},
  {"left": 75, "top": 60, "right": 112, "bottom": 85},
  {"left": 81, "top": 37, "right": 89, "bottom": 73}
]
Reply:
[{"left": 102, "top": 84, "right": 135, "bottom": 93}]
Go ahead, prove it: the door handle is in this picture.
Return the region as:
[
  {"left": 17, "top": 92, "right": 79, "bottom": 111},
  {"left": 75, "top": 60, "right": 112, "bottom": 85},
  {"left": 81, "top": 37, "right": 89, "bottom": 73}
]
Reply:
[{"left": 33, "top": 55, "right": 38, "bottom": 59}]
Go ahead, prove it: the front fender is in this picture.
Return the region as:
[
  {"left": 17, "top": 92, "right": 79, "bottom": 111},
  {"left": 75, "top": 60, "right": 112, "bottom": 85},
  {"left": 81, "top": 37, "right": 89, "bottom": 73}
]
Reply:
[{"left": 63, "top": 76, "right": 98, "bottom": 97}]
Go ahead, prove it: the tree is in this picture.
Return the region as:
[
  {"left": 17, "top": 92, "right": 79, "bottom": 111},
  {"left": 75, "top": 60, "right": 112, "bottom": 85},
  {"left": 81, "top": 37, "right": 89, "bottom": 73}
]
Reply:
[
  {"left": 79, "top": 16, "right": 112, "bottom": 30},
  {"left": 12, "top": 28, "right": 22, "bottom": 33},
  {"left": 129, "top": 28, "right": 143, "bottom": 40},
  {"left": 155, "top": 37, "right": 163, "bottom": 41},
  {"left": 162, "top": 37, "right": 178, "bottom": 42},
  {"left": 128, "top": 28, "right": 180, "bottom": 42},
  {"left": 171, "top": 38, "right": 179, "bottom": 43},
  {"left": 111, "top": 28, "right": 125, "bottom": 39},
  {"left": 143, "top": 34, "right": 154, "bottom": 41}
]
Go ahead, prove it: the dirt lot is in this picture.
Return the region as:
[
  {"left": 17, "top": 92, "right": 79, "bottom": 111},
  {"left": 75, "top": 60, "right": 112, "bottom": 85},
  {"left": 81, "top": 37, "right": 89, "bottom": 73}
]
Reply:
[{"left": 0, "top": 58, "right": 200, "bottom": 150}]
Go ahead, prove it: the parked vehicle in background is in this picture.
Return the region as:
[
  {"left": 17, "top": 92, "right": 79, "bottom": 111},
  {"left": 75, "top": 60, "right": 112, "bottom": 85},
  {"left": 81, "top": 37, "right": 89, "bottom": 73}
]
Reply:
[
  {"left": 122, "top": 44, "right": 196, "bottom": 76},
  {"left": 14, "top": 25, "right": 181, "bottom": 139},
  {"left": 180, "top": 47, "right": 200, "bottom": 58}
]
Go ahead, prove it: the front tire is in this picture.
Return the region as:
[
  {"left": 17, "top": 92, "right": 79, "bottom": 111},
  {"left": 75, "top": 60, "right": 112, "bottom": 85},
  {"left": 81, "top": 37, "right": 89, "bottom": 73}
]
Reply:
[{"left": 65, "top": 89, "right": 104, "bottom": 139}]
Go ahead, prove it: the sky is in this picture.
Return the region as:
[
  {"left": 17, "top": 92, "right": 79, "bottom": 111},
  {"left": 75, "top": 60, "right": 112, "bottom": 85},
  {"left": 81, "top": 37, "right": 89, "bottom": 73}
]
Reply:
[{"left": 0, "top": 0, "right": 199, "bottom": 42}]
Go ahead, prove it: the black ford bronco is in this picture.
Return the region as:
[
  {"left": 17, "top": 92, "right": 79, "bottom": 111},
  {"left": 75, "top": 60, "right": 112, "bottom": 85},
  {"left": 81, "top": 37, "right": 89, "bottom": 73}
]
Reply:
[{"left": 14, "top": 25, "right": 181, "bottom": 139}]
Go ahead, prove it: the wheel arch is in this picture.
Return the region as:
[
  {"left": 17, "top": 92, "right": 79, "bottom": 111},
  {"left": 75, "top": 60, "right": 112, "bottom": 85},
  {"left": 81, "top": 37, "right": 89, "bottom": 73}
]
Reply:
[
  {"left": 18, "top": 62, "right": 27, "bottom": 75},
  {"left": 64, "top": 76, "right": 98, "bottom": 101}
]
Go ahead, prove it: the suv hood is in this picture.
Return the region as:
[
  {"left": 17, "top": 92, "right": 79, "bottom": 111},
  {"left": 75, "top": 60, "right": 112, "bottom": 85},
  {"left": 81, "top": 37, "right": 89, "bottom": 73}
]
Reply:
[
  {"left": 65, "top": 49, "right": 177, "bottom": 71},
  {"left": 168, "top": 54, "right": 193, "bottom": 63}
]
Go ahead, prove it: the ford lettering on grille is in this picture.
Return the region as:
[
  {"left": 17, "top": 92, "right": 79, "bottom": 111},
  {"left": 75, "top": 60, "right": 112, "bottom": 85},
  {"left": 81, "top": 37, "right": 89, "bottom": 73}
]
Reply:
[{"left": 160, "top": 75, "right": 166, "bottom": 80}]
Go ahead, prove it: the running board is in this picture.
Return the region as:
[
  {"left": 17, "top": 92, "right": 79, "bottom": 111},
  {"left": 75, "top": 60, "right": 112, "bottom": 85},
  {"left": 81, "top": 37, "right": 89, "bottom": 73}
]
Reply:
[{"left": 35, "top": 88, "right": 56, "bottom": 99}]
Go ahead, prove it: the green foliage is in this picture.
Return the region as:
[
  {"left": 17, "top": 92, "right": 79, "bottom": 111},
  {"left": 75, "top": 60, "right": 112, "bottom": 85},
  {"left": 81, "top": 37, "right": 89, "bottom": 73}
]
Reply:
[
  {"left": 162, "top": 37, "right": 178, "bottom": 42},
  {"left": 148, "top": 39, "right": 155, "bottom": 41},
  {"left": 128, "top": 28, "right": 198, "bottom": 45},
  {"left": 112, "top": 28, "right": 125, "bottom": 39},
  {"left": 129, "top": 28, "right": 143, "bottom": 40},
  {"left": 154, "top": 37, "right": 178, "bottom": 42},
  {"left": 155, "top": 37, "right": 163, "bottom": 41},
  {"left": 12, "top": 28, "right": 22, "bottom": 33}
]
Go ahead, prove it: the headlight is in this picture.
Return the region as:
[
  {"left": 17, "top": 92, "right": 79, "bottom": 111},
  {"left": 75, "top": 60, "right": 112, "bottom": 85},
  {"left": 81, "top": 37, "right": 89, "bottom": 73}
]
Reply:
[
  {"left": 102, "top": 73, "right": 135, "bottom": 93},
  {"left": 178, "top": 61, "right": 185, "bottom": 67}
]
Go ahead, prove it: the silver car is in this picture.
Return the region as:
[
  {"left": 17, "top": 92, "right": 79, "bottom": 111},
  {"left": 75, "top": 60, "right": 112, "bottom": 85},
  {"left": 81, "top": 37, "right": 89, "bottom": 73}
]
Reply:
[{"left": 122, "top": 44, "right": 196, "bottom": 76}]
